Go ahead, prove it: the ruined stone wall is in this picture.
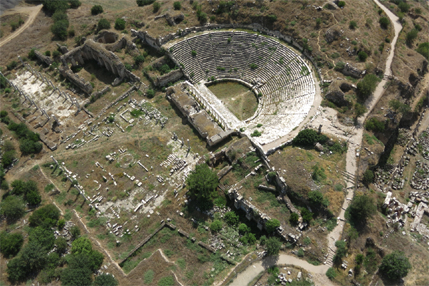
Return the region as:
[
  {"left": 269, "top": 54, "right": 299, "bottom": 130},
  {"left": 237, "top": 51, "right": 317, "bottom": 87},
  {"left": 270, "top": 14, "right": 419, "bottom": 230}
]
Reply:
[
  {"left": 35, "top": 50, "right": 53, "bottom": 66},
  {"left": 59, "top": 67, "right": 93, "bottom": 95},
  {"left": 156, "top": 69, "right": 183, "bottom": 87}
]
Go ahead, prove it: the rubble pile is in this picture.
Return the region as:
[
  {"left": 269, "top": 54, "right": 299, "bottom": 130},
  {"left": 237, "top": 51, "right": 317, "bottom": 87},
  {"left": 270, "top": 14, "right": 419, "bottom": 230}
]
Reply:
[{"left": 410, "top": 161, "right": 429, "bottom": 190}]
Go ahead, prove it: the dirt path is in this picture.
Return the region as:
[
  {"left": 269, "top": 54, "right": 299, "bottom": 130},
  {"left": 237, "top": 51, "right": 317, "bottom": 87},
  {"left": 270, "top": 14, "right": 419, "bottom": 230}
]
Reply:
[
  {"left": 230, "top": 254, "right": 332, "bottom": 286},
  {"left": 0, "top": 4, "right": 43, "bottom": 49},
  {"left": 233, "top": 1, "right": 402, "bottom": 285}
]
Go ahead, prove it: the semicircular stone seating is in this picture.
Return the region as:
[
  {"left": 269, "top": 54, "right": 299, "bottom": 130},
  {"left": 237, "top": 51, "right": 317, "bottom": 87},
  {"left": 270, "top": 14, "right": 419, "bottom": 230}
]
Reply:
[{"left": 169, "top": 31, "right": 316, "bottom": 146}]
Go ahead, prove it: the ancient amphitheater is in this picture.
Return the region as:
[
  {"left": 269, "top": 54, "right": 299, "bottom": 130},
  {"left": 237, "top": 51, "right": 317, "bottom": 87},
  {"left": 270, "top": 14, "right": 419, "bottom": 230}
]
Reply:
[{"left": 165, "top": 31, "right": 318, "bottom": 148}]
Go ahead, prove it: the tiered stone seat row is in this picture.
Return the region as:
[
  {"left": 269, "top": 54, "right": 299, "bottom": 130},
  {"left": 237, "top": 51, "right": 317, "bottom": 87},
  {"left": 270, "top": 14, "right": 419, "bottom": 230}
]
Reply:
[
  {"left": 171, "top": 40, "right": 205, "bottom": 82},
  {"left": 187, "top": 34, "right": 218, "bottom": 80}
]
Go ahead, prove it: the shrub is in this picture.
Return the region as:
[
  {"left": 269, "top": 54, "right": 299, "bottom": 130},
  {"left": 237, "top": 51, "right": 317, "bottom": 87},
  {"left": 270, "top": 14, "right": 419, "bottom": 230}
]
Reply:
[
  {"left": 349, "top": 21, "right": 357, "bottom": 29},
  {"left": 173, "top": 1, "right": 181, "bottom": 10},
  {"left": 115, "top": 18, "right": 126, "bottom": 30},
  {"left": 146, "top": 89, "right": 155, "bottom": 98},
  {"left": 289, "top": 213, "right": 299, "bottom": 225},
  {"left": 265, "top": 219, "right": 280, "bottom": 233},
  {"left": 97, "top": 18, "right": 110, "bottom": 31},
  {"left": 224, "top": 211, "right": 239, "bottom": 226},
  {"left": 326, "top": 267, "right": 337, "bottom": 279},
  {"left": 379, "top": 251, "right": 411, "bottom": 281},
  {"left": 297, "top": 248, "right": 304, "bottom": 257},
  {"left": 267, "top": 14, "right": 277, "bottom": 23},
  {"left": 152, "top": 2, "right": 161, "bottom": 13},
  {"left": 417, "top": 42, "right": 429, "bottom": 60},
  {"left": 379, "top": 17, "right": 389, "bottom": 29},
  {"left": 44, "top": 51, "right": 51, "bottom": 56},
  {"left": 337, "top": 1, "right": 345, "bottom": 8},
  {"left": 406, "top": 29, "right": 418, "bottom": 46},
  {"left": 91, "top": 5, "right": 103, "bottom": 15},
  {"left": 249, "top": 63, "right": 258, "bottom": 69},
  {"left": 358, "top": 51, "right": 368, "bottom": 62},
  {"left": 191, "top": 50, "right": 197, "bottom": 57},
  {"left": 398, "top": 2, "right": 410, "bottom": 13},
  {"left": 251, "top": 130, "right": 261, "bottom": 137},
  {"left": 335, "top": 61, "right": 345, "bottom": 71},
  {"left": 210, "top": 220, "right": 222, "bottom": 232},
  {"left": 365, "top": 117, "right": 385, "bottom": 132},
  {"left": 70, "top": 225, "right": 81, "bottom": 239},
  {"left": 363, "top": 169, "right": 374, "bottom": 185},
  {"left": 7, "top": 61, "right": 17, "bottom": 71},
  {"left": 137, "top": 0, "right": 155, "bottom": 6},
  {"left": 93, "top": 274, "right": 118, "bottom": 286},
  {"left": 52, "top": 50, "right": 60, "bottom": 57}
]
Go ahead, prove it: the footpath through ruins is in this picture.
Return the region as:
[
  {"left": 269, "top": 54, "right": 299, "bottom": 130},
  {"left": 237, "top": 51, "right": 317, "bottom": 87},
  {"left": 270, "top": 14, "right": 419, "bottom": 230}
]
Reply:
[{"left": 228, "top": 0, "right": 402, "bottom": 285}]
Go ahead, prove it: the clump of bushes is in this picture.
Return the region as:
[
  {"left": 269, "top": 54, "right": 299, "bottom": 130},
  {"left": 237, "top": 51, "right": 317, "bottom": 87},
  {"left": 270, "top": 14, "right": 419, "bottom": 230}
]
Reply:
[{"left": 292, "top": 129, "right": 328, "bottom": 147}]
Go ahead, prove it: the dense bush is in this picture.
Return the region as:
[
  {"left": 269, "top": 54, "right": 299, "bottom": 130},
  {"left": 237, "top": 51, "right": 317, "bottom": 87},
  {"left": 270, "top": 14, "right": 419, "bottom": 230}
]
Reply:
[
  {"left": 97, "top": 18, "right": 110, "bottom": 31},
  {"left": 326, "top": 267, "right": 337, "bottom": 279},
  {"left": 136, "top": 0, "right": 155, "bottom": 6},
  {"left": 292, "top": 129, "right": 328, "bottom": 147},
  {"left": 406, "top": 29, "right": 418, "bottom": 46},
  {"left": 266, "top": 237, "right": 281, "bottom": 256},
  {"left": 349, "top": 20, "right": 357, "bottom": 29},
  {"left": 265, "top": 219, "right": 280, "bottom": 233},
  {"left": 42, "top": 0, "right": 69, "bottom": 13},
  {"left": 152, "top": 2, "right": 161, "bottom": 13},
  {"left": 210, "top": 220, "right": 222, "bottom": 232},
  {"left": 93, "top": 274, "right": 119, "bottom": 286},
  {"left": 91, "top": 5, "right": 103, "bottom": 15},
  {"left": 114, "top": 18, "right": 126, "bottom": 30},
  {"left": 289, "top": 213, "right": 299, "bottom": 225},
  {"left": 379, "top": 17, "right": 389, "bottom": 29},
  {"left": 398, "top": 2, "right": 410, "bottom": 13},
  {"left": 363, "top": 169, "right": 374, "bottom": 185},
  {"left": 173, "top": 1, "right": 181, "bottom": 10},
  {"left": 337, "top": 1, "right": 345, "bottom": 8},
  {"left": 134, "top": 55, "right": 145, "bottom": 66},
  {"left": 348, "top": 195, "right": 376, "bottom": 226},
  {"left": 417, "top": 42, "right": 429, "bottom": 60},
  {"left": 51, "top": 10, "right": 69, "bottom": 40},
  {"left": 358, "top": 51, "right": 368, "bottom": 62},
  {"left": 6, "top": 61, "right": 17, "bottom": 71},
  {"left": 365, "top": 117, "right": 385, "bottom": 132},
  {"left": 224, "top": 211, "right": 239, "bottom": 226}
]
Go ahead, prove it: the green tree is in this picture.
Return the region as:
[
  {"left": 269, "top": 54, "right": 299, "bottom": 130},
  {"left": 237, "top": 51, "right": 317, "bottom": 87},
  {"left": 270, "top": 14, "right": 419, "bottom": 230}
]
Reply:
[
  {"left": 308, "top": 190, "right": 329, "bottom": 209},
  {"left": 147, "top": 89, "right": 155, "bottom": 98},
  {"left": 51, "top": 20, "right": 69, "bottom": 40},
  {"left": 0, "top": 231, "right": 24, "bottom": 258},
  {"left": 333, "top": 240, "right": 347, "bottom": 264},
  {"left": 173, "top": 1, "right": 181, "bottom": 10},
  {"left": 70, "top": 225, "right": 81, "bottom": 238},
  {"left": 187, "top": 164, "right": 218, "bottom": 209},
  {"left": 406, "top": 29, "right": 418, "bottom": 47},
  {"left": 301, "top": 208, "right": 313, "bottom": 224},
  {"left": 29, "top": 227, "right": 56, "bottom": 251},
  {"left": 91, "top": 5, "right": 103, "bottom": 15},
  {"left": 348, "top": 195, "right": 376, "bottom": 225},
  {"left": 21, "top": 241, "right": 48, "bottom": 272},
  {"left": 71, "top": 237, "right": 93, "bottom": 255},
  {"left": 0, "top": 195, "right": 25, "bottom": 223},
  {"left": 292, "top": 129, "right": 327, "bottom": 146},
  {"left": 6, "top": 256, "right": 27, "bottom": 282},
  {"left": 29, "top": 204, "right": 60, "bottom": 228},
  {"left": 356, "top": 74, "right": 379, "bottom": 101},
  {"left": 42, "top": 0, "right": 70, "bottom": 12},
  {"left": 97, "top": 18, "right": 110, "bottom": 31},
  {"left": 398, "top": 2, "right": 410, "bottom": 13},
  {"left": 56, "top": 237, "right": 68, "bottom": 254},
  {"left": 265, "top": 219, "right": 280, "bottom": 233},
  {"left": 134, "top": 55, "right": 145, "bottom": 66},
  {"left": 265, "top": 237, "right": 281, "bottom": 256},
  {"left": 363, "top": 169, "right": 374, "bottom": 186},
  {"left": 210, "top": 220, "right": 222, "bottom": 232},
  {"left": 379, "top": 17, "right": 389, "bottom": 29},
  {"left": 358, "top": 51, "right": 368, "bottom": 62},
  {"left": 93, "top": 274, "right": 119, "bottom": 286},
  {"left": 354, "top": 103, "right": 367, "bottom": 118},
  {"left": 26, "top": 189, "right": 41, "bottom": 205},
  {"left": 114, "top": 18, "right": 126, "bottom": 30},
  {"left": 289, "top": 213, "right": 299, "bottom": 226},
  {"left": 61, "top": 267, "right": 92, "bottom": 286},
  {"left": 379, "top": 251, "right": 411, "bottom": 281},
  {"left": 224, "top": 211, "right": 239, "bottom": 226},
  {"left": 238, "top": 223, "right": 249, "bottom": 234}
]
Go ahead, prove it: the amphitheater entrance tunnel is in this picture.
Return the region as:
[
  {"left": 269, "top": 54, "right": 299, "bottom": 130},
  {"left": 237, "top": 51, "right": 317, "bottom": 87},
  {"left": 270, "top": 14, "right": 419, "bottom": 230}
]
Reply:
[{"left": 206, "top": 81, "right": 258, "bottom": 121}]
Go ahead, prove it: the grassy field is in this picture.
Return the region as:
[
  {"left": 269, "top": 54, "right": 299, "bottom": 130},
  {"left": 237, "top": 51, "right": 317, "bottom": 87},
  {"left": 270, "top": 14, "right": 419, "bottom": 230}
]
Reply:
[{"left": 208, "top": 81, "right": 257, "bottom": 120}]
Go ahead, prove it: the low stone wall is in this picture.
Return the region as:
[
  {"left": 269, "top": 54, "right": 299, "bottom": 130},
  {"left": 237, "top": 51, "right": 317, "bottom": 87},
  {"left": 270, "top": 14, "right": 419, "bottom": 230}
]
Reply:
[
  {"left": 156, "top": 69, "right": 183, "bottom": 86},
  {"left": 59, "top": 67, "right": 93, "bottom": 95}
]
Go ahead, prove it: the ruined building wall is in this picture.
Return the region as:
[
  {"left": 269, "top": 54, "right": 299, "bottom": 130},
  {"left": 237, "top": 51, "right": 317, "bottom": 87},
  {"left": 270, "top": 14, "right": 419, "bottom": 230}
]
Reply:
[{"left": 156, "top": 69, "right": 183, "bottom": 87}]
